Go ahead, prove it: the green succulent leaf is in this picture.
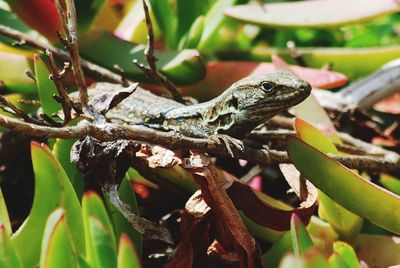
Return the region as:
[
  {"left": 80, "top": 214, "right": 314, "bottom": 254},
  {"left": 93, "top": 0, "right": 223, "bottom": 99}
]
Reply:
[
  {"left": 82, "top": 191, "right": 117, "bottom": 267},
  {"left": 225, "top": 0, "right": 400, "bottom": 28},
  {"left": 0, "top": 224, "right": 22, "bottom": 268},
  {"left": 0, "top": 187, "right": 11, "bottom": 235},
  {"left": 12, "top": 142, "right": 85, "bottom": 268},
  {"left": 40, "top": 208, "right": 78, "bottom": 268},
  {"left": 287, "top": 136, "right": 400, "bottom": 235},
  {"left": 328, "top": 241, "right": 360, "bottom": 268},
  {"left": 294, "top": 118, "right": 363, "bottom": 240},
  {"left": 33, "top": 54, "right": 61, "bottom": 116},
  {"left": 117, "top": 234, "right": 141, "bottom": 268},
  {"left": 79, "top": 31, "right": 205, "bottom": 85},
  {"left": 87, "top": 216, "right": 117, "bottom": 268},
  {"left": 290, "top": 214, "right": 313, "bottom": 256}
]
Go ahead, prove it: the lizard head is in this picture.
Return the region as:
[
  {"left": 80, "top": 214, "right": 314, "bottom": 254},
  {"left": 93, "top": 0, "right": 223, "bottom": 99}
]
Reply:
[
  {"left": 215, "top": 71, "right": 311, "bottom": 137},
  {"left": 229, "top": 70, "right": 311, "bottom": 117}
]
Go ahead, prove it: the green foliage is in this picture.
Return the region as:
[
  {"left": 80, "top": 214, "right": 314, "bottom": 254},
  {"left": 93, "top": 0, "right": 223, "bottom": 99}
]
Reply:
[{"left": 0, "top": 143, "right": 141, "bottom": 268}]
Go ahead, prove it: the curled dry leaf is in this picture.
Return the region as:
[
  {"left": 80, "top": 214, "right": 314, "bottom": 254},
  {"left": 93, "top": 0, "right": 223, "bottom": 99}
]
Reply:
[
  {"left": 279, "top": 163, "right": 319, "bottom": 208},
  {"left": 185, "top": 190, "right": 211, "bottom": 219},
  {"left": 227, "top": 181, "right": 316, "bottom": 231}
]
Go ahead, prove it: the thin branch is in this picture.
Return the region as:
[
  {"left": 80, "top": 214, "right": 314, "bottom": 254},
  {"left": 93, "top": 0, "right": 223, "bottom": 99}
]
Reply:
[
  {"left": 0, "top": 95, "right": 44, "bottom": 125},
  {"left": 46, "top": 50, "right": 73, "bottom": 123},
  {"left": 54, "top": 0, "right": 88, "bottom": 109},
  {"left": 134, "top": 0, "right": 184, "bottom": 103},
  {"left": 0, "top": 25, "right": 124, "bottom": 84},
  {"left": 0, "top": 113, "right": 397, "bottom": 172}
]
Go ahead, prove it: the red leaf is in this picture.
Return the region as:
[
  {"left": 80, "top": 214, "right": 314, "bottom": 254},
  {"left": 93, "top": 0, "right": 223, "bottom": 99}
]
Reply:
[
  {"left": 227, "top": 181, "right": 316, "bottom": 231},
  {"left": 9, "top": 0, "right": 61, "bottom": 42}
]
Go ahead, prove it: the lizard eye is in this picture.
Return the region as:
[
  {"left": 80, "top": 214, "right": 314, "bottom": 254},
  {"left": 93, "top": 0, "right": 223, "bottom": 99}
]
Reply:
[{"left": 260, "top": 82, "right": 276, "bottom": 93}]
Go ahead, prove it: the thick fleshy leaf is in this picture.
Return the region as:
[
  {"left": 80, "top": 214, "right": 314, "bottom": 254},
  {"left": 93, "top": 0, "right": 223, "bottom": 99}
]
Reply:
[
  {"left": 75, "top": 0, "right": 105, "bottom": 34},
  {"left": 114, "top": 0, "right": 160, "bottom": 44},
  {"left": 5, "top": 0, "right": 60, "bottom": 42},
  {"left": 290, "top": 214, "right": 313, "bottom": 256},
  {"left": 148, "top": 0, "right": 177, "bottom": 49},
  {"left": 287, "top": 136, "right": 400, "bottom": 235},
  {"left": 225, "top": 0, "right": 400, "bottom": 28},
  {"left": 379, "top": 173, "right": 400, "bottom": 195},
  {"left": 0, "top": 224, "right": 22, "bottom": 268},
  {"left": 222, "top": 46, "right": 400, "bottom": 80},
  {"left": 0, "top": 187, "right": 11, "bottom": 235},
  {"left": 0, "top": 50, "right": 35, "bottom": 93},
  {"left": 52, "top": 138, "right": 84, "bottom": 197},
  {"left": 181, "top": 61, "right": 347, "bottom": 101},
  {"left": 355, "top": 234, "right": 400, "bottom": 267},
  {"left": 0, "top": 7, "right": 31, "bottom": 43},
  {"left": 328, "top": 241, "right": 359, "bottom": 268},
  {"left": 293, "top": 95, "right": 341, "bottom": 144},
  {"left": 106, "top": 176, "right": 142, "bottom": 257},
  {"left": 197, "top": 0, "right": 238, "bottom": 52},
  {"left": 117, "top": 233, "right": 141, "bottom": 268},
  {"left": 79, "top": 31, "right": 205, "bottom": 85},
  {"left": 12, "top": 142, "right": 85, "bottom": 268},
  {"left": 87, "top": 217, "right": 117, "bottom": 268},
  {"left": 294, "top": 118, "right": 363, "bottom": 239},
  {"left": 82, "top": 191, "right": 117, "bottom": 268},
  {"left": 40, "top": 209, "right": 77, "bottom": 268},
  {"left": 34, "top": 54, "right": 61, "bottom": 116}
]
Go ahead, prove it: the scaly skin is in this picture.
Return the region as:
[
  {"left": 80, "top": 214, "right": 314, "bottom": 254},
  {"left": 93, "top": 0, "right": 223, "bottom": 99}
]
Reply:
[{"left": 86, "top": 71, "right": 311, "bottom": 139}]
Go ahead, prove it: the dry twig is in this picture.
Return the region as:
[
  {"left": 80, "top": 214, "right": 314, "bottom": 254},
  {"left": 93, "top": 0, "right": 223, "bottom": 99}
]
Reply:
[
  {"left": 54, "top": 0, "right": 88, "bottom": 109},
  {"left": 133, "top": 0, "right": 184, "bottom": 103},
  {"left": 0, "top": 113, "right": 397, "bottom": 172}
]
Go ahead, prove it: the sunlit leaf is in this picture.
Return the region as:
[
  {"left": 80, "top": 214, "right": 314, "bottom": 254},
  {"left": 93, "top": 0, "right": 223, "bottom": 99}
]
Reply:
[
  {"left": 117, "top": 233, "right": 141, "bottom": 268},
  {"left": 52, "top": 138, "right": 84, "bottom": 197},
  {"left": 225, "top": 0, "right": 400, "bottom": 28},
  {"left": 380, "top": 173, "right": 400, "bottom": 195},
  {"left": 79, "top": 31, "right": 206, "bottom": 85},
  {"left": 290, "top": 214, "right": 313, "bottom": 256},
  {"left": 328, "top": 241, "right": 359, "bottom": 268},
  {"left": 5, "top": 0, "right": 60, "bottom": 42},
  {"left": 287, "top": 137, "right": 400, "bottom": 235},
  {"left": 0, "top": 50, "right": 35, "bottom": 93},
  {"left": 0, "top": 224, "right": 22, "bottom": 268},
  {"left": 223, "top": 46, "right": 400, "bottom": 80},
  {"left": 34, "top": 54, "right": 61, "bottom": 116},
  {"left": 12, "top": 142, "right": 85, "bottom": 268},
  {"left": 40, "top": 208, "right": 77, "bottom": 268},
  {"left": 82, "top": 191, "right": 117, "bottom": 268},
  {"left": 0, "top": 187, "right": 11, "bottom": 235},
  {"left": 87, "top": 217, "right": 117, "bottom": 268}
]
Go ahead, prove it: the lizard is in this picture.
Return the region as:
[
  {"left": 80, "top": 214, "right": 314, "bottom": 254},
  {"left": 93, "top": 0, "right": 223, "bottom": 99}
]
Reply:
[{"left": 82, "top": 70, "right": 311, "bottom": 144}]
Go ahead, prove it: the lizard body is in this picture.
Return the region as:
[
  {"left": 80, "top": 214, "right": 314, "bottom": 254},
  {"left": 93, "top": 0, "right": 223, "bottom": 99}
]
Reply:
[{"left": 85, "top": 71, "right": 311, "bottom": 139}]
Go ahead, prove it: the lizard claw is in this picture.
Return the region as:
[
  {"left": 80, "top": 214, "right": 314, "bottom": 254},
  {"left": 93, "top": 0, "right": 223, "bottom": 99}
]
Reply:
[{"left": 210, "top": 134, "right": 244, "bottom": 157}]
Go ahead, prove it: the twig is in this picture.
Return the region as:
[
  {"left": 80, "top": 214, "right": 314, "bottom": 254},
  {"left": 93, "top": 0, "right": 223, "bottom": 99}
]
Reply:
[
  {"left": 46, "top": 50, "right": 73, "bottom": 123},
  {"left": 54, "top": 0, "right": 88, "bottom": 110},
  {"left": 134, "top": 0, "right": 184, "bottom": 103},
  {"left": 0, "top": 96, "right": 44, "bottom": 125},
  {"left": 0, "top": 25, "right": 124, "bottom": 84},
  {"left": 0, "top": 113, "right": 397, "bottom": 172}
]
